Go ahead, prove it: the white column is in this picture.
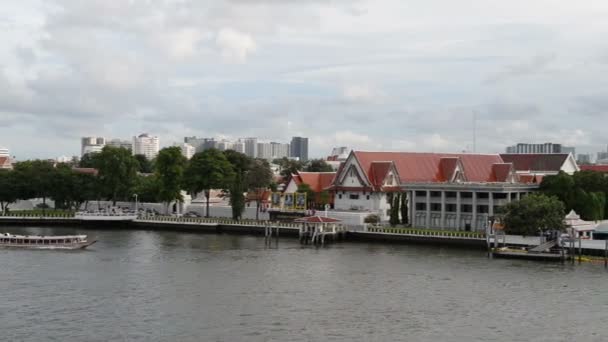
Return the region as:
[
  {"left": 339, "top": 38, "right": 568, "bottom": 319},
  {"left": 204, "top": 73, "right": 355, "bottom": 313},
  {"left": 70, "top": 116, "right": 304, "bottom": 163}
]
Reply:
[
  {"left": 507, "top": 192, "right": 512, "bottom": 203},
  {"left": 471, "top": 192, "right": 477, "bottom": 231},
  {"left": 425, "top": 190, "right": 431, "bottom": 229},
  {"left": 456, "top": 191, "right": 462, "bottom": 231},
  {"left": 488, "top": 192, "right": 494, "bottom": 217},
  {"left": 440, "top": 191, "right": 446, "bottom": 229},
  {"left": 516, "top": 192, "right": 521, "bottom": 201},
  {"left": 411, "top": 191, "right": 417, "bottom": 227}
]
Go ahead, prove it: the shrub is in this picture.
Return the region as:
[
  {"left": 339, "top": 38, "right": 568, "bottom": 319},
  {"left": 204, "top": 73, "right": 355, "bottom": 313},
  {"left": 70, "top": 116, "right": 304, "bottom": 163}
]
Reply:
[{"left": 364, "top": 214, "right": 380, "bottom": 224}]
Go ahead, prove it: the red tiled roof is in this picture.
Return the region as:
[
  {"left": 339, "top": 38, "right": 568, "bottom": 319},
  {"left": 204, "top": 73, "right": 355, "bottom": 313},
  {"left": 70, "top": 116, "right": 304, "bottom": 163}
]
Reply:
[
  {"left": 438, "top": 157, "right": 459, "bottom": 182},
  {"left": 491, "top": 163, "right": 513, "bottom": 182},
  {"left": 354, "top": 151, "right": 504, "bottom": 183},
  {"left": 294, "top": 216, "right": 341, "bottom": 223},
  {"left": 500, "top": 154, "right": 570, "bottom": 172},
  {"left": 580, "top": 165, "right": 608, "bottom": 173},
  {"left": 297, "top": 172, "right": 337, "bottom": 192},
  {"left": 369, "top": 161, "right": 392, "bottom": 188},
  {"left": 0, "top": 156, "right": 11, "bottom": 166}
]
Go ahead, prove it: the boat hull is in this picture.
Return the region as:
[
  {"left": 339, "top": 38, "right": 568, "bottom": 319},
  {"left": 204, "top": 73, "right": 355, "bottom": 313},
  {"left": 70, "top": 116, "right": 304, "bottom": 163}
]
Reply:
[{"left": 0, "top": 240, "right": 96, "bottom": 250}]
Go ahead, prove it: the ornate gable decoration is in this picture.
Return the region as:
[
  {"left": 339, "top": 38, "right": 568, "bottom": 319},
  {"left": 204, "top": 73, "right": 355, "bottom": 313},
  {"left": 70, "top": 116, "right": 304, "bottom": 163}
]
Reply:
[
  {"left": 336, "top": 152, "right": 371, "bottom": 187},
  {"left": 439, "top": 157, "right": 467, "bottom": 183}
]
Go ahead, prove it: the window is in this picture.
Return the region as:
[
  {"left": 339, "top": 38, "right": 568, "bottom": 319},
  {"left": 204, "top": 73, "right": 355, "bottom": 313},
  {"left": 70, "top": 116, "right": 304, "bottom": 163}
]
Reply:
[
  {"left": 415, "top": 203, "right": 427, "bottom": 211},
  {"left": 430, "top": 203, "right": 441, "bottom": 211},
  {"left": 366, "top": 195, "right": 370, "bottom": 200},
  {"left": 415, "top": 191, "right": 426, "bottom": 197},
  {"left": 477, "top": 205, "right": 489, "bottom": 213},
  {"left": 461, "top": 204, "right": 473, "bottom": 213},
  {"left": 493, "top": 193, "right": 507, "bottom": 200},
  {"left": 446, "top": 192, "right": 457, "bottom": 198},
  {"left": 477, "top": 192, "right": 489, "bottom": 199},
  {"left": 338, "top": 194, "right": 342, "bottom": 199},
  {"left": 461, "top": 192, "right": 473, "bottom": 199},
  {"left": 446, "top": 204, "right": 457, "bottom": 212},
  {"left": 349, "top": 194, "right": 360, "bottom": 200},
  {"left": 430, "top": 191, "right": 441, "bottom": 198}
]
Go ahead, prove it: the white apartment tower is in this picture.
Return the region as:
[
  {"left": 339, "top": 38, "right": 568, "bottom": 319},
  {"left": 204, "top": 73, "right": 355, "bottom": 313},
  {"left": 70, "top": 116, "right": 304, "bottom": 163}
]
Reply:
[
  {"left": 81, "top": 136, "right": 106, "bottom": 156},
  {"left": 133, "top": 133, "right": 160, "bottom": 160}
]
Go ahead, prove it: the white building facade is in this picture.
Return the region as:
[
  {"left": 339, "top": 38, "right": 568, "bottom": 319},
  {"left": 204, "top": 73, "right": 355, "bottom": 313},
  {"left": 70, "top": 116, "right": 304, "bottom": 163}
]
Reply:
[
  {"left": 133, "top": 133, "right": 160, "bottom": 160},
  {"left": 329, "top": 151, "right": 539, "bottom": 231}
]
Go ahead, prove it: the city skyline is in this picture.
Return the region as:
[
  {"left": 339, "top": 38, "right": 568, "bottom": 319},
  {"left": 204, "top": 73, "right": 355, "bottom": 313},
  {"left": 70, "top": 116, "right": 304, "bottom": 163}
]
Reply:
[{"left": 3, "top": 2, "right": 608, "bottom": 159}]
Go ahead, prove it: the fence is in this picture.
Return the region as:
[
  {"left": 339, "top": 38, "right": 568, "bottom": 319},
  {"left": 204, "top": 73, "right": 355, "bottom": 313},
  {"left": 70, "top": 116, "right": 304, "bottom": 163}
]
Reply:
[
  {"left": 366, "top": 226, "right": 486, "bottom": 239},
  {"left": 136, "top": 215, "right": 301, "bottom": 228}
]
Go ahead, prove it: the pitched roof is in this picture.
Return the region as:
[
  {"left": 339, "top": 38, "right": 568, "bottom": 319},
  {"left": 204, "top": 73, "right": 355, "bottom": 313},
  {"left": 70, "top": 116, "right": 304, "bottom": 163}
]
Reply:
[
  {"left": 294, "top": 216, "right": 341, "bottom": 223},
  {"left": 0, "top": 156, "right": 11, "bottom": 168},
  {"left": 491, "top": 163, "right": 514, "bottom": 182},
  {"left": 499, "top": 154, "right": 570, "bottom": 172},
  {"left": 369, "top": 161, "right": 393, "bottom": 188},
  {"left": 580, "top": 165, "right": 608, "bottom": 173},
  {"left": 296, "top": 172, "right": 337, "bottom": 192},
  {"left": 353, "top": 151, "right": 504, "bottom": 183},
  {"left": 72, "top": 167, "right": 98, "bottom": 176},
  {"left": 438, "top": 157, "right": 459, "bottom": 182}
]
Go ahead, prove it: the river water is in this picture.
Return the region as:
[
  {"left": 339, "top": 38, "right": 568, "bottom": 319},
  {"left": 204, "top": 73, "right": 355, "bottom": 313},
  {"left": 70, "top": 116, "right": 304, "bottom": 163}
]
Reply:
[{"left": 1, "top": 226, "right": 607, "bottom": 342}]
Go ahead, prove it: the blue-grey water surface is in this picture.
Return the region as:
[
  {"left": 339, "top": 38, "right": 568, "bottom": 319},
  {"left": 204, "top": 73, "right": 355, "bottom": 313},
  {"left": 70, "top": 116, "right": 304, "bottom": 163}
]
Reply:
[{"left": 1, "top": 226, "right": 607, "bottom": 342}]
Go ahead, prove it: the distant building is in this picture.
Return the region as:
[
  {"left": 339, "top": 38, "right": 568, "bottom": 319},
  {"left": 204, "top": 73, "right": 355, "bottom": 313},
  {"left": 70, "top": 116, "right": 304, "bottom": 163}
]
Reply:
[
  {"left": 577, "top": 154, "right": 592, "bottom": 165},
  {"left": 175, "top": 143, "right": 195, "bottom": 159},
  {"left": 106, "top": 139, "right": 133, "bottom": 151},
  {"left": 290, "top": 137, "right": 309, "bottom": 162},
  {"left": 257, "top": 142, "right": 273, "bottom": 160},
  {"left": 505, "top": 142, "right": 574, "bottom": 156},
  {"left": 56, "top": 156, "right": 72, "bottom": 163},
  {"left": 0, "top": 147, "right": 12, "bottom": 170},
  {"left": 81, "top": 136, "right": 105, "bottom": 156},
  {"left": 133, "top": 133, "right": 159, "bottom": 160},
  {"left": 270, "top": 142, "right": 290, "bottom": 160},
  {"left": 243, "top": 138, "right": 258, "bottom": 158},
  {"left": 232, "top": 140, "right": 246, "bottom": 154}
]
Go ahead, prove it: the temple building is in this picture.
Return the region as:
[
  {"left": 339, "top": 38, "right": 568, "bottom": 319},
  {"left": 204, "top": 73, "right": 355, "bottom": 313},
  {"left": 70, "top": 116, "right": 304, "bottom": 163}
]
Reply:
[{"left": 328, "top": 151, "right": 542, "bottom": 231}]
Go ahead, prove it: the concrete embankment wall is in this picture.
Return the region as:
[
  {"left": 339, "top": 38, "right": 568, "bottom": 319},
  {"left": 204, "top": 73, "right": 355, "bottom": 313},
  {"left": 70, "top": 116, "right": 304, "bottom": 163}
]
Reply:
[{"left": 347, "top": 232, "right": 488, "bottom": 248}]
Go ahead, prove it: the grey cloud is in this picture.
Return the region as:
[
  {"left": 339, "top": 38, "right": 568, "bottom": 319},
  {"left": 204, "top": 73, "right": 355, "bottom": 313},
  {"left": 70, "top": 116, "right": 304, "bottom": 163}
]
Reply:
[{"left": 485, "top": 54, "right": 557, "bottom": 84}]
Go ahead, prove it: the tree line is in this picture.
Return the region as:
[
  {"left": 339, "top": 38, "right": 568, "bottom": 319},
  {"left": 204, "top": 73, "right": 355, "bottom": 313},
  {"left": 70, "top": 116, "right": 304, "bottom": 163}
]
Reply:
[{"left": 0, "top": 146, "right": 274, "bottom": 220}]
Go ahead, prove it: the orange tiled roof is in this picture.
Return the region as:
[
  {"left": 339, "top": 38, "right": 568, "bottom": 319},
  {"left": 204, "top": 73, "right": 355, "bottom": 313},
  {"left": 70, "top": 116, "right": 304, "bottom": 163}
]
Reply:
[
  {"left": 296, "top": 172, "right": 336, "bottom": 192},
  {"left": 353, "top": 151, "right": 506, "bottom": 183},
  {"left": 580, "top": 165, "right": 608, "bottom": 173}
]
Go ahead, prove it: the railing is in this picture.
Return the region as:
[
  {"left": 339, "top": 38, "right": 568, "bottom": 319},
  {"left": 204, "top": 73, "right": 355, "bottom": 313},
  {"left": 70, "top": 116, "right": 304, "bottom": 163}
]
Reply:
[
  {"left": 0, "top": 211, "right": 76, "bottom": 218},
  {"left": 366, "top": 226, "right": 485, "bottom": 239},
  {"left": 136, "top": 215, "right": 302, "bottom": 228}
]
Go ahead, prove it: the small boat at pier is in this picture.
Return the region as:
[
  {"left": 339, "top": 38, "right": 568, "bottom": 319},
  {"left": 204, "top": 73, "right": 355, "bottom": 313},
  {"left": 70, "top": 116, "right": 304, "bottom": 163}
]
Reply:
[{"left": 0, "top": 233, "right": 96, "bottom": 249}]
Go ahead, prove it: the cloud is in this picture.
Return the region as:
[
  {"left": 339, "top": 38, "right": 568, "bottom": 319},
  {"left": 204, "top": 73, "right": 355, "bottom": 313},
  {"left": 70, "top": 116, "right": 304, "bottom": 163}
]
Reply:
[
  {"left": 2, "top": 0, "right": 608, "bottom": 159},
  {"left": 216, "top": 28, "right": 257, "bottom": 63}
]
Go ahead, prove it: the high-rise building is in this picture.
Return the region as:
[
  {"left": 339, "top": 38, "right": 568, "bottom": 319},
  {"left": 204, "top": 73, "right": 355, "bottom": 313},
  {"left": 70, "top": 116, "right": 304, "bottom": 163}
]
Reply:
[
  {"left": 106, "top": 139, "right": 133, "bottom": 152},
  {"left": 81, "top": 136, "right": 105, "bottom": 156},
  {"left": 0, "top": 147, "right": 9, "bottom": 157},
  {"left": 270, "top": 142, "right": 290, "bottom": 160},
  {"left": 232, "top": 140, "right": 246, "bottom": 154},
  {"left": 577, "top": 154, "right": 591, "bottom": 165},
  {"left": 257, "top": 142, "right": 273, "bottom": 160},
  {"left": 505, "top": 143, "right": 574, "bottom": 155},
  {"left": 243, "top": 138, "right": 258, "bottom": 158},
  {"left": 133, "top": 133, "right": 160, "bottom": 160},
  {"left": 290, "top": 136, "right": 309, "bottom": 162}
]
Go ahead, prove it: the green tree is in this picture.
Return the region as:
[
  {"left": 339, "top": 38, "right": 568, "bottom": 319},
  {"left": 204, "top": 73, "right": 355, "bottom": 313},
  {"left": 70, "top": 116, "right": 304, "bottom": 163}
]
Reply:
[
  {"left": 96, "top": 146, "right": 139, "bottom": 205},
  {"left": 72, "top": 172, "right": 100, "bottom": 211},
  {"left": 304, "top": 159, "right": 333, "bottom": 172},
  {"left": 134, "top": 154, "right": 154, "bottom": 174},
  {"left": 246, "top": 159, "right": 273, "bottom": 220},
  {"left": 184, "top": 149, "right": 235, "bottom": 218},
  {"left": 224, "top": 150, "right": 251, "bottom": 220},
  {"left": 155, "top": 147, "right": 187, "bottom": 214},
  {"left": 228, "top": 172, "right": 246, "bottom": 220},
  {"left": 500, "top": 193, "right": 566, "bottom": 236},
  {"left": 400, "top": 193, "right": 409, "bottom": 225},
  {"left": 13, "top": 160, "right": 56, "bottom": 213},
  {"left": 78, "top": 153, "right": 99, "bottom": 168},
  {"left": 539, "top": 171, "right": 575, "bottom": 211},
  {"left": 273, "top": 157, "right": 303, "bottom": 179},
  {"left": 49, "top": 163, "right": 76, "bottom": 209},
  {"left": 389, "top": 193, "right": 400, "bottom": 226},
  {"left": 133, "top": 174, "right": 160, "bottom": 203},
  {"left": 319, "top": 190, "right": 330, "bottom": 209},
  {"left": 0, "top": 170, "right": 19, "bottom": 214}
]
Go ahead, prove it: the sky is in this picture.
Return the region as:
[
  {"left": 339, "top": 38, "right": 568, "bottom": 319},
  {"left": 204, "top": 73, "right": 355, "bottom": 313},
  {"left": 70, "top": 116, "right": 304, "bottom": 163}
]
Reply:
[{"left": 2, "top": 0, "right": 608, "bottom": 160}]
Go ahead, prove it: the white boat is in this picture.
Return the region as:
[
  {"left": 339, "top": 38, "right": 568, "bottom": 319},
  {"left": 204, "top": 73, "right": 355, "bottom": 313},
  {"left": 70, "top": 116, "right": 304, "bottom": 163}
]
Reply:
[{"left": 0, "top": 233, "right": 96, "bottom": 249}]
